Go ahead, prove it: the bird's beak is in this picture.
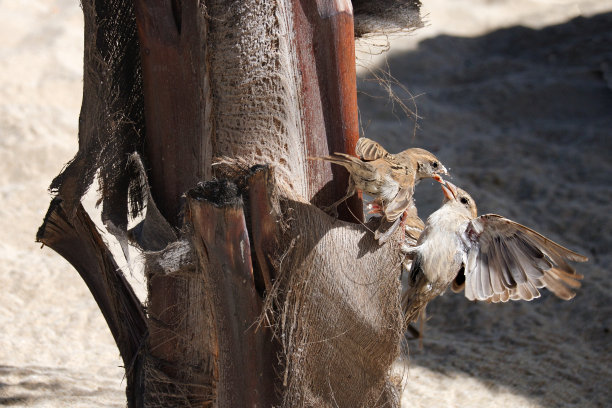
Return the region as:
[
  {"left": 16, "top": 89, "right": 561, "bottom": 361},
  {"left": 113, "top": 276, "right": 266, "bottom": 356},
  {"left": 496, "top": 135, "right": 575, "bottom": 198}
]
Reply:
[
  {"left": 440, "top": 180, "right": 457, "bottom": 200},
  {"left": 437, "top": 165, "right": 449, "bottom": 176}
]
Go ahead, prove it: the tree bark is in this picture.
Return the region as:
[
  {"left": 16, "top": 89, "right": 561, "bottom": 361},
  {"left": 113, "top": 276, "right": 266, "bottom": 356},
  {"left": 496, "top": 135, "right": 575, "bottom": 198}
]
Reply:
[
  {"left": 134, "top": 1, "right": 368, "bottom": 404},
  {"left": 36, "top": 199, "right": 147, "bottom": 407},
  {"left": 134, "top": 0, "right": 212, "bottom": 227},
  {"left": 186, "top": 180, "right": 278, "bottom": 406},
  {"left": 290, "top": 0, "right": 362, "bottom": 220},
  {"left": 38, "top": 0, "right": 419, "bottom": 406}
]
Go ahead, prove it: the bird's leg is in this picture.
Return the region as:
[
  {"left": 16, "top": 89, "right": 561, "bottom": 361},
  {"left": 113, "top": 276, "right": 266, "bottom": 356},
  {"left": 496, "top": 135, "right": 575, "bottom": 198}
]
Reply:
[
  {"left": 322, "top": 178, "right": 355, "bottom": 218},
  {"left": 406, "top": 309, "right": 426, "bottom": 349},
  {"left": 417, "top": 308, "right": 426, "bottom": 350},
  {"left": 366, "top": 200, "right": 383, "bottom": 215},
  {"left": 400, "top": 210, "right": 408, "bottom": 226}
]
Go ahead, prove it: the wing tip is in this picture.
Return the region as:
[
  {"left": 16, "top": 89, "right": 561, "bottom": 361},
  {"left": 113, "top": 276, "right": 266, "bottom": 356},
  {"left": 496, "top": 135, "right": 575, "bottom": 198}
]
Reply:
[{"left": 571, "top": 253, "right": 589, "bottom": 263}]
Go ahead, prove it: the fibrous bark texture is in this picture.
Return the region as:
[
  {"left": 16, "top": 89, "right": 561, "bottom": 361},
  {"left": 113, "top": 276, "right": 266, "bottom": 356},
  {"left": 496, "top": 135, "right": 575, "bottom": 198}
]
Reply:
[
  {"left": 270, "top": 188, "right": 405, "bottom": 406},
  {"left": 36, "top": 199, "right": 147, "bottom": 406},
  {"left": 38, "top": 0, "right": 422, "bottom": 407},
  {"left": 215, "top": 165, "right": 406, "bottom": 407},
  {"left": 49, "top": 0, "right": 144, "bottom": 232}
]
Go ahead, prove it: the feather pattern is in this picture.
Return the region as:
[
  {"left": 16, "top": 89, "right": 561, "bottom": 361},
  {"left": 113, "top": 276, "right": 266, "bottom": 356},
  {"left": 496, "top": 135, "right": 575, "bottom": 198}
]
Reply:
[
  {"left": 403, "top": 180, "right": 587, "bottom": 327},
  {"left": 312, "top": 137, "right": 447, "bottom": 243},
  {"left": 355, "top": 137, "right": 389, "bottom": 161},
  {"left": 463, "top": 214, "right": 587, "bottom": 302}
]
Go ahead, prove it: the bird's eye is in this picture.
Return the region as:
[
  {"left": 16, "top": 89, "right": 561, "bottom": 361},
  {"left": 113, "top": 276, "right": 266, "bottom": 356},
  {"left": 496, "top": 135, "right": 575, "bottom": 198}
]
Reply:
[
  {"left": 460, "top": 197, "right": 469, "bottom": 205},
  {"left": 432, "top": 162, "right": 438, "bottom": 168}
]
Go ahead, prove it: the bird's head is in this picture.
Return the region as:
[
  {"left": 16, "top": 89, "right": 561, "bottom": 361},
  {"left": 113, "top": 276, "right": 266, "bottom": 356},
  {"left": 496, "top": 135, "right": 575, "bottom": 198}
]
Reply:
[
  {"left": 440, "top": 180, "right": 478, "bottom": 218},
  {"left": 408, "top": 148, "right": 449, "bottom": 180}
]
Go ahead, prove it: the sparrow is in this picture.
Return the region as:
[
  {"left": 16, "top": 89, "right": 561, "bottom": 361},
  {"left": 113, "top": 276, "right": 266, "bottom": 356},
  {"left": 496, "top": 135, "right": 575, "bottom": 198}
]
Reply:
[
  {"left": 312, "top": 138, "right": 448, "bottom": 243},
  {"left": 401, "top": 180, "right": 588, "bottom": 323}
]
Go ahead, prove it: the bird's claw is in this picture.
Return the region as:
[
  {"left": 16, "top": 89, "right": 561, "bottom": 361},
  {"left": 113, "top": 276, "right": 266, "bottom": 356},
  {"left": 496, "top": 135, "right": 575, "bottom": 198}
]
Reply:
[{"left": 367, "top": 202, "right": 383, "bottom": 215}]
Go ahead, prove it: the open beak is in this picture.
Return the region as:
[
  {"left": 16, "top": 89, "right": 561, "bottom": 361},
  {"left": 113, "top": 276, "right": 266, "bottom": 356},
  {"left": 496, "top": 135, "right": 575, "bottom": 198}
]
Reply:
[{"left": 440, "top": 180, "right": 457, "bottom": 200}]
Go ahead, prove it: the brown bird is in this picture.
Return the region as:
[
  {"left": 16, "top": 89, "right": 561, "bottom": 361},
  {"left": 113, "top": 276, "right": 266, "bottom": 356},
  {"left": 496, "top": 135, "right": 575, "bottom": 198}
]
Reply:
[
  {"left": 401, "top": 180, "right": 587, "bottom": 323},
  {"left": 312, "top": 138, "right": 448, "bottom": 242}
]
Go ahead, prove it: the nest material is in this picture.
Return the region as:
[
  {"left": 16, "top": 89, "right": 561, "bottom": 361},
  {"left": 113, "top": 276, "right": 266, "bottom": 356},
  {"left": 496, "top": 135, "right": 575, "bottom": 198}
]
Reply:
[{"left": 353, "top": 0, "right": 423, "bottom": 37}]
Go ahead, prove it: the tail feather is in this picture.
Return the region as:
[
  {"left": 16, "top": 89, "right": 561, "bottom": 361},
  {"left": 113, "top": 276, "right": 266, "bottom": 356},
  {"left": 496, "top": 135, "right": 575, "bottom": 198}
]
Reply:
[{"left": 309, "top": 153, "right": 363, "bottom": 171}]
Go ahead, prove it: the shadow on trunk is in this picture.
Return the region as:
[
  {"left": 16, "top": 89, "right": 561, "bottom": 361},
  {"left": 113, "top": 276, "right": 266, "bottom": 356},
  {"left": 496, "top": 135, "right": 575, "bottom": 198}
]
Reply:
[{"left": 37, "top": 0, "right": 422, "bottom": 406}]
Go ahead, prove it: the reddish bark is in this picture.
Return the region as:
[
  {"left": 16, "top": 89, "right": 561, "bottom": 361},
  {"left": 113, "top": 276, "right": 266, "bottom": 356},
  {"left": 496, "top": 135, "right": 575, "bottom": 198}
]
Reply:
[
  {"left": 247, "top": 166, "right": 280, "bottom": 295},
  {"left": 134, "top": 0, "right": 212, "bottom": 227},
  {"left": 292, "top": 0, "right": 362, "bottom": 221},
  {"left": 187, "top": 183, "right": 278, "bottom": 407},
  {"left": 133, "top": 2, "right": 218, "bottom": 405}
]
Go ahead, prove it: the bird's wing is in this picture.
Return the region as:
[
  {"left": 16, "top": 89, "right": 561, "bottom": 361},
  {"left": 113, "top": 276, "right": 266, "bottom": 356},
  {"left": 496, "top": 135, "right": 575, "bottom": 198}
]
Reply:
[
  {"left": 355, "top": 138, "right": 389, "bottom": 161},
  {"left": 384, "top": 186, "right": 413, "bottom": 221},
  {"left": 460, "top": 214, "right": 587, "bottom": 303}
]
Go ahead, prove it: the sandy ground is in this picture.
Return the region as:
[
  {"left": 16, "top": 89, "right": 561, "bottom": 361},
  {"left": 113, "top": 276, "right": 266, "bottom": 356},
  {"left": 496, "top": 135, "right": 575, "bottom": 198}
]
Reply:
[{"left": 1, "top": 0, "right": 611, "bottom": 406}]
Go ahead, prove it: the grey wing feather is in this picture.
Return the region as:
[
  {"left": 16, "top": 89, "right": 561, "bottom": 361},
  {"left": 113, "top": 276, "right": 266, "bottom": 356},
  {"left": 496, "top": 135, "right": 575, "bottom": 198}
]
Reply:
[
  {"left": 374, "top": 215, "right": 402, "bottom": 243},
  {"left": 461, "top": 214, "right": 587, "bottom": 302},
  {"left": 355, "top": 138, "right": 389, "bottom": 161}
]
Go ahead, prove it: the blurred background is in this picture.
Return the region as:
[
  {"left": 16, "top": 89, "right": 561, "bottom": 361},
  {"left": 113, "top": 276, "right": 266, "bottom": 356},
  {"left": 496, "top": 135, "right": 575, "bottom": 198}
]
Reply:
[{"left": 1, "top": 0, "right": 611, "bottom": 406}]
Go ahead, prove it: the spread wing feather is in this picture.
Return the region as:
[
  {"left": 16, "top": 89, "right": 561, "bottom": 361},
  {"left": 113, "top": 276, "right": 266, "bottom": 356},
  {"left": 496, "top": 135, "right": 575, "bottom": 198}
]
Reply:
[
  {"left": 355, "top": 138, "right": 389, "bottom": 161},
  {"left": 461, "top": 214, "right": 587, "bottom": 302}
]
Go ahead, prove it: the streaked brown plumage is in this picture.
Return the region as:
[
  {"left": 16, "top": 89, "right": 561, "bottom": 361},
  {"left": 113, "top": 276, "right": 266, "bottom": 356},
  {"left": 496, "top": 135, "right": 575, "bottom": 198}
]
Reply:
[
  {"left": 312, "top": 137, "right": 448, "bottom": 242},
  {"left": 402, "top": 180, "right": 587, "bottom": 323}
]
